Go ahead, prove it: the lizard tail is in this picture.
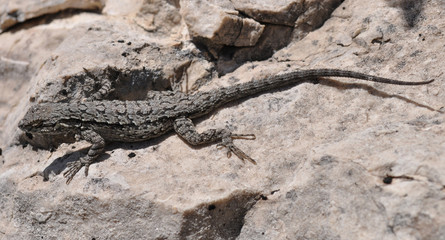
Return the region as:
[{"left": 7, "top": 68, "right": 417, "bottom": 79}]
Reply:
[
  {"left": 217, "top": 69, "right": 434, "bottom": 103},
  {"left": 191, "top": 69, "right": 434, "bottom": 115},
  {"left": 292, "top": 69, "right": 434, "bottom": 85}
]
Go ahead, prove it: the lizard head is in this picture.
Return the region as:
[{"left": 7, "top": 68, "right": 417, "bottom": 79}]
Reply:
[{"left": 18, "top": 103, "right": 75, "bottom": 135}]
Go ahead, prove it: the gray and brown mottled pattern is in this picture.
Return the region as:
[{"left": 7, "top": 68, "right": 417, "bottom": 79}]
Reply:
[{"left": 19, "top": 69, "right": 434, "bottom": 183}]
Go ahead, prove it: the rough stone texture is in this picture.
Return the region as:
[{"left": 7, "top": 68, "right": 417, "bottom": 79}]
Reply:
[
  {"left": 0, "top": 0, "right": 104, "bottom": 32},
  {"left": 233, "top": 0, "right": 305, "bottom": 26},
  {"left": 103, "top": 0, "right": 184, "bottom": 36},
  {"left": 181, "top": 0, "right": 343, "bottom": 74},
  {"left": 181, "top": 0, "right": 265, "bottom": 47},
  {"left": 1, "top": 0, "right": 444, "bottom": 239}
]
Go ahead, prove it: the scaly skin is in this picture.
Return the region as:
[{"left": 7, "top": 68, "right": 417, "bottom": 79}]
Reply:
[{"left": 18, "top": 69, "right": 434, "bottom": 184}]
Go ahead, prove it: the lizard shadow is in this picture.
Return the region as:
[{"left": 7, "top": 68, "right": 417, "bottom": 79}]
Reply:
[
  {"left": 41, "top": 133, "right": 173, "bottom": 181},
  {"left": 315, "top": 78, "right": 437, "bottom": 111},
  {"left": 41, "top": 148, "right": 111, "bottom": 181}
]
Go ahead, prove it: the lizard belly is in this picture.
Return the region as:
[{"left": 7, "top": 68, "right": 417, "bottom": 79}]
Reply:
[{"left": 90, "top": 121, "right": 174, "bottom": 142}]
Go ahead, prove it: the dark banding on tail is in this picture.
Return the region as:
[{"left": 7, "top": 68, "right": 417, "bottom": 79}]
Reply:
[{"left": 302, "top": 69, "right": 434, "bottom": 85}]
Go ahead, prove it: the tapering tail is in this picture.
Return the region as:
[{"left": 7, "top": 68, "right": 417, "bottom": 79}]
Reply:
[
  {"left": 191, "top": 69, "right": 434, "bottom": 117},
  {"left": 217, "top": 69, "right": 433, "bottom": 103}
]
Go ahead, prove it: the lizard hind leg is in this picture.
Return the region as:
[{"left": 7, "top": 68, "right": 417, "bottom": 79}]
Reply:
[
  {"left": 83, "top": 67, "right": 115, "bottom": 100},
  {"left": 63, "top": 130, "right": 105, "bottom": 184},
  {"left": 173, "top": 117, "right": 257, "bottom": 164}
]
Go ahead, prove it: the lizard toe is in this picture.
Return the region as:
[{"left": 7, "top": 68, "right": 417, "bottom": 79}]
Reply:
[
  {"left": 217, "top": 136, "right": 257, "bottom": 164},
  {"left": 63, "top": 161, "right": 84, "bottom": 184}
]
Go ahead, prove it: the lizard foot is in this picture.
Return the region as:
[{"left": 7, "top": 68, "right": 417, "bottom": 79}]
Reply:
[
  {"left": 217, "top": 134, "right": 257, "bottom": 164},
  {"left": 63, "top": 159, "right": 91, "bottom": 184}
]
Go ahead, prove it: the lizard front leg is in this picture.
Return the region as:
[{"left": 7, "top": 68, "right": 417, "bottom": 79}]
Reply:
[
  {"left": 83, "top": 67, "right": 117, "bottom": 100},
  {"left": 63, "top": 129, "right": 105, "bottom": 184},
  {"left": 173, "top": 117, "right": 257, "bottom": 164}
]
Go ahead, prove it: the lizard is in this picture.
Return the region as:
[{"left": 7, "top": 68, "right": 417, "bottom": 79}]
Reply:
[{"left": 18, "top": 69, "right": 434, "bottom": 184}]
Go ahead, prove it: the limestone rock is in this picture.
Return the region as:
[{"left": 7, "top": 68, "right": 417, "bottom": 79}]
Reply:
[
  {"left": 232, "top": 0, "right": 305, "bottom": 26},
  {"left": 0, "top": 0, "right": 444, "bottom": 239},
  {"left": 180, "top": 0, "right": 264, "bottom": 47},
  {"left": 180, "top": 0, "right": 343, "bottom": 74}
]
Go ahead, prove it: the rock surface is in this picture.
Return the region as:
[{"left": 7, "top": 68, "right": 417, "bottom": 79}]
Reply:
[
  {"left": 0, "top": 0, "right": 444, "bottom": 239},
  {"left": 181, "top": 0, "right": 343, "bottom": 73},
  {"left": 0, "top": 0, "right": 104, "bottom": 32}
]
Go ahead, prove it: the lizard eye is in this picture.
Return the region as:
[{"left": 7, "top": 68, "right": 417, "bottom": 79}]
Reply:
[
  {"left": 25, "top": 132, "right": 33, "bottom": 140},
  {"left": 32, "top": 120, "right": 43, "bottom": 127}
]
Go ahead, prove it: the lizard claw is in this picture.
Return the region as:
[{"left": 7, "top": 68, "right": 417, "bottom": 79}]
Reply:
[
  {"left": 63, "top": 161, "right": 83, "bottom": 184},
  {"left": 63, "top": 159, "right": 90, "bottom": 184},
  {"left": 217, "top": 134, "right": 257, "bottom": 164}
]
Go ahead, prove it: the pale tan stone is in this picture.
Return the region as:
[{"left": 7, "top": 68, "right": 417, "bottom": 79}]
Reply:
[
  {"left": 180, "top": 0, "right": 264, "bottom": 47},
  {"left": 0, "top": 0, "right": 444, "bottom": 239}
]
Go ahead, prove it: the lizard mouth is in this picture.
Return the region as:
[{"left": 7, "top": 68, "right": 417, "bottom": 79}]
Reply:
[
  {"left": 18, "top": 119, "right": 27, "bottom": 130},
  {"left": 18, "top": 119, "right": 44, "bottom": 132}
]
